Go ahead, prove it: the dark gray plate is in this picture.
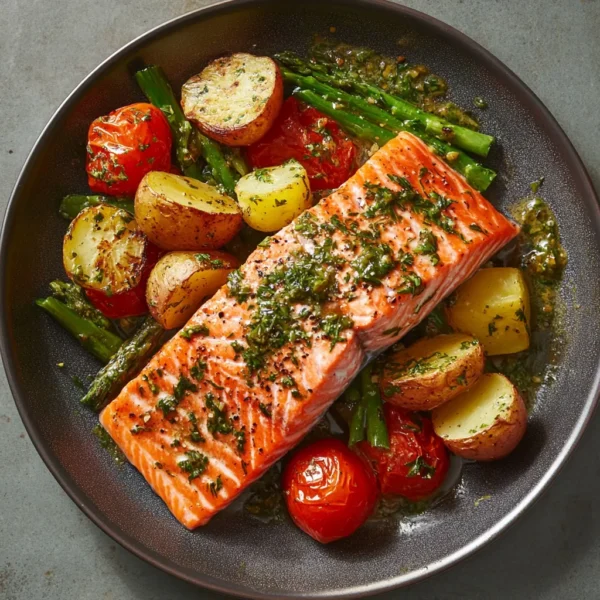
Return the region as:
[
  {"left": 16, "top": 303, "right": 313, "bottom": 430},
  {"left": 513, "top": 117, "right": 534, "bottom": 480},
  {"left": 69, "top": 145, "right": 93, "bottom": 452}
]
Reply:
[{"left": 2, "top": 0, "right": 599, "bottom": 598}]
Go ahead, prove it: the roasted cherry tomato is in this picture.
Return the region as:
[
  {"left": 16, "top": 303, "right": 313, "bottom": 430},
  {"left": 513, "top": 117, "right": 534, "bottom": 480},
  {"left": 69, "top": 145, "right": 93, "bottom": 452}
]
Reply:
[
  {"left": 358, "top": 405, "right": 449, "bottom": 502},
  {"left": 247, "top": 97, "right": 357, "bottom": 190},
  {"left": 86, "top": 103, "right": 172, "bottom": 196},
  {"left": 282, "top": 438, "right": 378, "bottom": 543},
  {"left": 86, "top": 242, "right": 163, "bottom": 318}
]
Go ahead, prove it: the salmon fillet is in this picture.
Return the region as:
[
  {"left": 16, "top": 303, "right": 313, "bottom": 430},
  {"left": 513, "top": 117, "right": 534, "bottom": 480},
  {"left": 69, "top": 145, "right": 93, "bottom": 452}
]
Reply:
[{"left": 100, "top": 132, "right": 518, "bottom": 528}]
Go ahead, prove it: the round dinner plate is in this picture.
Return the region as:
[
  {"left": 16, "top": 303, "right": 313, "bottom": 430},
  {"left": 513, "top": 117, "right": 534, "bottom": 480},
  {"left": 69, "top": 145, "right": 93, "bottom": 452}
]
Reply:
[{"left": 2, "top": 0, "right": 600, "bottom": 598}]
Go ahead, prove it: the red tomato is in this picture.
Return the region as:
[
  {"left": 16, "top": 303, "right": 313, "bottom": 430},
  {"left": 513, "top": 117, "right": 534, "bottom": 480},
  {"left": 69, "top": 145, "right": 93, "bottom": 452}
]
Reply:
[
  {"left": 86, "top": 103, "right": 172, "bottom": 196},
  {"left": 247, "top": 97, "right": 357, "bottom": 190},
  {"left": 282, "top": 438, "right": 378, "bottom": 544},
  {"left": 86, "top": 242, "right": 163, "bottom": 319},
  {"left": 358, "top": 406, "right": 449, "bottom": 502}
]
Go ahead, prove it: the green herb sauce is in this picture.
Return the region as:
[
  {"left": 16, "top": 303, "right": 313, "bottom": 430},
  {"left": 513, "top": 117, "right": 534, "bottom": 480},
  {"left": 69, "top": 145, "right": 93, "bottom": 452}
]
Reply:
[{"left": 309, "top": 37, "right": 479, "bottom": 129}]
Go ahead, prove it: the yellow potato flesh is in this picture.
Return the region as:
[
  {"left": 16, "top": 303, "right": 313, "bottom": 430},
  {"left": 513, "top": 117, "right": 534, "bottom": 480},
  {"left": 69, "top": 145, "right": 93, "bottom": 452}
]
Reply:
[
  {"left": 150, "top": 172, "right": 240, "bottom": 215},
  {"left": 447, "top": 267, "right": 530, "bottom": 355},
  {"left": 235, "top": 161, "right": 311, "bottom": 232},
  {"left": 146, "top": 251, "right": 236, "bottom": 329},
  {"left": 432, "top": 373, "right": 514, "bottom": 439}
]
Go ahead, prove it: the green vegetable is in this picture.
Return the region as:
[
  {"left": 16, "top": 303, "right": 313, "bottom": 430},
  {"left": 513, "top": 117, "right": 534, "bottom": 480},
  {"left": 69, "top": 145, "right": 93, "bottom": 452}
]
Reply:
[
  {"left": 80, "top": 317, "right": 164, "bottom": 411},
  {"left": 278, "top": 60, "right": 493, "bottom": 157},
  {"left": 59, "top": 194, "right": 134, "bottom": 221},
  {"left": 36, "top": 297, "right": 122, "bottom": 363},
  {"left": 291, "top": 88, "right": 495, "bottom": 192},
  {"left": 361, "top": 364, "right": 390, "bottom": 449},
  {"left": 348, "top": 384, "right": 366, "bottom": 446},
  {"left": 135, "top": 65, "right": 238, "bottom": 195},
  {"left": 49, "top": 280, "right": 114, "bottom": 332}
]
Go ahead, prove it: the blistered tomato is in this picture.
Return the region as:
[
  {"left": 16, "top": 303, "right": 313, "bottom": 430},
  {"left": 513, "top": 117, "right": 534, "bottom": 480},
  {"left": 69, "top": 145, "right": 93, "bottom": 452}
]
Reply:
[
  {"left": 247, "top": 97, "right": 357, "bottom": 190},
  {"left": 86, "top": 103, "right": 172, "bottom": 196},
  {"left": 358, "top": 405, "right": 449, "bottom": 501},
  {"left": 282, "top": 438, "right": 378, "bottom": 543}
]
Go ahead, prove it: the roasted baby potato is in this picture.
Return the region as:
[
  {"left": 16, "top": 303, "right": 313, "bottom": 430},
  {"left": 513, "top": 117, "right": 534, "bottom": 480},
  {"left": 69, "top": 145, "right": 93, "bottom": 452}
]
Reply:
[
  {"left": 63, "top": 204, "right": 147, "bottom": 295},
  {"left": 135, "top": 171, "right": 243, "bottom": 251},
  {"left": 181, "top": 53, "right": 284, "bottom": 147},
  {"left": 235, "top": 161, "right": 311, "bottom": 232},
  {"left": 146, "top": 250, "right": 238, "bottom": 329},
  {"left": 432, "top": 373, "right": 527, "bottom": 461},
  {"left": 446, "top": 267, "right": 530, "bottom": 356},
  {"left": 380, "top": 334, "right": 485, "bottom": 411}
]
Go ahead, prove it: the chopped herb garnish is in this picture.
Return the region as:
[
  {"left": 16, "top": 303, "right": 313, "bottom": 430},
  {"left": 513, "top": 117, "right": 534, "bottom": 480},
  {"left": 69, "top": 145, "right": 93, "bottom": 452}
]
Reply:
[
  {"left": 397, "top": 273, "right": 424, "bottom": 296},
  {"left": 414, "top": 229, "right": 440, "bottom": 265},
  {"left": 178, "top": 450, "right": 209, "bottom": 481},
  {"left": 209, "top": 475, "right": 223, "bottom": 497},
  {"left": 206, "top": 393, "right": 233, "bottom": 435},
  {"left": 190, "top": 358, "right": 207, "bottom": 381},
  {"left": 405, "top": 455, "right": 436, "bottom": 479},
  {"left": 227, "top": 269, "right": 251, "bottom": 303},
  {"left": 258, "top": 402, "right": 272, "bottom": 418},
  {"left": 180, "top": 324, "right": 209, "bottom": 340},
  {"left": 319, "top": 314, "right": 354, "bottom": 350}
]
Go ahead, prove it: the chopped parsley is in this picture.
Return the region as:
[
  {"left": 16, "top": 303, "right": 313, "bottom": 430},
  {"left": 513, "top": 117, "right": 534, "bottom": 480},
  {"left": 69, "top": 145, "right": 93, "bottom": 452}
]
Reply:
[
  {"left": 180, "top": 324, "right": 209, "bottom": 340},
  {"left": 405, "top": 455, "right": 436, "bottom": 479},
  {"left": 319, "top": 314, "right": 354, "bottom": 349},
  {"left": 414, "top": 229, "right": 440, "bottom": 265},
  {"left": 209, "top": 475, "right": 223, "bottom": 497},
  {"left": 227, "top": 269, "right": 251, "bottom": 303},
  {"left": 258, "top": 402, "right": 272, "bottom": 417},
  {"left": 178, "top": 450, "right": 209, "bottom": 482},
  {"left": 397, "top": 273, "right": 424, "bottom": 296},
  {"left": 352, "top": 242, "right": 395, "bottom": 285},
  {"left": 206, "top": 393, "right": 233, "bottom": 435}
]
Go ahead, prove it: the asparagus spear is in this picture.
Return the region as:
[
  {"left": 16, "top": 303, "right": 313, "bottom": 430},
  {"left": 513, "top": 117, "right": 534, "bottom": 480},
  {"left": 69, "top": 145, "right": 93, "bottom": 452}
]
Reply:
[
  {"left": 292, "top": 88, "right": 496, "bottom": 192},
  {"left": 348, "top": 385, "right": 367, "bottom": 446},
  {"left": 59, "top": 194, "right": 134, "bottom": 221},
  {"left": 277, "top": 54, "right": 493, "bottom": 157},
  {"left": 135, "top": 65, "right": 238, "bottom": 196},
  {"left": 49, "top": 280, "right": 114, "bottom": 332},
  {"left": 36, "top": 297, "right": 122, "bottom": 363},
  {"left": 361, "top": 364, "right": 390, "bottom": 449},
  {"left": 81, "top": 317, "right": 164, "bottom": 411}
]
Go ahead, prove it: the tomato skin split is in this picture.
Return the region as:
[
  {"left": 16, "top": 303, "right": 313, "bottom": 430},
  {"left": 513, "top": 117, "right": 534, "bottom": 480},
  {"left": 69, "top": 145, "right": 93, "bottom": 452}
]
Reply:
[
  {"left": 247, "top": 97, "right": 357, "bottom": 191},
  {"left": 86, "top": 103, "right": 172, "bottom": 196}
]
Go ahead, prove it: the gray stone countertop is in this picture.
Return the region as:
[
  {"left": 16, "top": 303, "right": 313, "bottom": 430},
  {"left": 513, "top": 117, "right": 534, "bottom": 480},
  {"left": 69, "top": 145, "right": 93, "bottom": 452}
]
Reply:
[{"left": 1, "top": 1, "right": 599, "bottom": 598}]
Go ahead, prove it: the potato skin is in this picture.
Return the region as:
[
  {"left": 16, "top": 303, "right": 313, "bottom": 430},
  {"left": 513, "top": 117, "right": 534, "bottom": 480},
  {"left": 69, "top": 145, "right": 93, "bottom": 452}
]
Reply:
[
  {"left": 432, "top": 374, "right": 527, "bottom": 461},
  {"left": 135, "top": 172, "right": 243, "bottom": 251},
  {"left": 380, "top": 334, "right": 484, "bottom": 411},
  {"left": 146, "top": 250, "right": 238, "bottom": 329},
  {"left": 182, "top": 54, "right": 284, "bottom": 147}
]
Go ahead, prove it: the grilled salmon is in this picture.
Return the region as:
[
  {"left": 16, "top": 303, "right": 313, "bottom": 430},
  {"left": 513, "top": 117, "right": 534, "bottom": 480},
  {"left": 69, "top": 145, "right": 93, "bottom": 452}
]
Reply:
[{"left": 100, "top": 131, "right": 518, "bottom": 528}]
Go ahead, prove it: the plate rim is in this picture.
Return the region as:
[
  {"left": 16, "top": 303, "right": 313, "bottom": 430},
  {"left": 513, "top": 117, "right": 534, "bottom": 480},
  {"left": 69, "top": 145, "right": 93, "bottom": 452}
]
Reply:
[{"left": 2, "top": 0, "right": 600, "bottom": 597}]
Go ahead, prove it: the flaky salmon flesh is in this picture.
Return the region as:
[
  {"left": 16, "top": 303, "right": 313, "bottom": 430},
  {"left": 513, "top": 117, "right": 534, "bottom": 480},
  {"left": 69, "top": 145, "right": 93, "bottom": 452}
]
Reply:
[{"left": 100, "top": 131, "right": 519, "bottom": 528}]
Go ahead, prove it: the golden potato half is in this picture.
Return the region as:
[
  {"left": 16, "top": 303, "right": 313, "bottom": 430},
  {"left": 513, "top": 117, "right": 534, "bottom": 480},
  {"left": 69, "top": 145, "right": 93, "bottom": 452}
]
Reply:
[
  {"left": 235, "top": 161, "right": 311, "bottom": 232},
  {"left": 432, "top": 373, "right": 527, "bottom": 461},
  {"left": 146, "top": 250, "right": 238, "bottom": 329},
  {"left": 181, "top": 53, "right": 284, "bottom": 146},
  {"left": 447, "top": 267, "right": 530, "bottom": 356},
  {"left": 135, "top": 171, "right": 243, "bottom": 251},
  {"left": 63, "top": 204, "right": 147, "bottom": 295},
  {"left": 380, "top": 334, "right": 484, "bottom": 411}
]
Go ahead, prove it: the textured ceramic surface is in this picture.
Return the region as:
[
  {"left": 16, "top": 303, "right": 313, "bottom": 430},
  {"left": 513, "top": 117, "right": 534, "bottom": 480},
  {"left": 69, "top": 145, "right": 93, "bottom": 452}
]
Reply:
[{"left": 2, "top": 1, "right": 599, "bottom": 598}]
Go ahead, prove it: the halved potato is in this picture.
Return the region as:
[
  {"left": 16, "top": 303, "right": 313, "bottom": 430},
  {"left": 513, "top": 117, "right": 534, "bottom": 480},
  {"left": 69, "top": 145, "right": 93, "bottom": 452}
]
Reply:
[
  {"left": 446, "top": 267, "right": 531, "bottom": 356},
  {"left": 63, "top": 204, "right": 147, "bottom": 295},
  {"left": 432, "top": 373, "right": 527, "bottom": 461},
  {"left": 235, "top": 161, "right": 311, "bottom": 232},
  {"left": 146, "top": 250, "right": 238, "bottom": 329},
  {"left": 380, "top": 334, "right": 484, "bottom": 411},
  {"left": 181, "top": 53, "right": 284, "bottom": 146},
  {"left": 135, "top": 171, "right": 243, "bottom": 251}
]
